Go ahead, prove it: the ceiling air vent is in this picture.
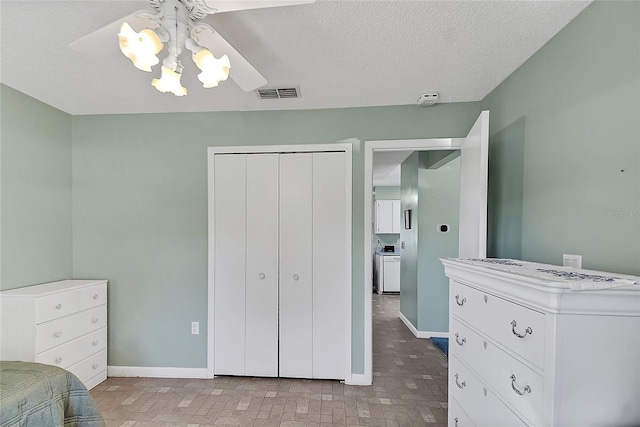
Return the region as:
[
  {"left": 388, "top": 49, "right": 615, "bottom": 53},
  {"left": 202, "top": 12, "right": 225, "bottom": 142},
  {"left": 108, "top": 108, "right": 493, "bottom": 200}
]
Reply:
[{"left": 256, "top": 87, "right": 301, "bottom": 100}]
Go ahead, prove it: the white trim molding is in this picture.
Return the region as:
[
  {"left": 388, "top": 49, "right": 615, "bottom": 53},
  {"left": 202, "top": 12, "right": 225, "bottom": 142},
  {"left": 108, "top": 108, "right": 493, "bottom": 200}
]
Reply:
[
  {"left": 108, "top": 366, "right": 208, "bottom": 379},
  {"left": 398, "top": 312, "right": 449, "bottom": 339},
  {"left": 347, "top": 374, "right": 371, "bottom": 386}
]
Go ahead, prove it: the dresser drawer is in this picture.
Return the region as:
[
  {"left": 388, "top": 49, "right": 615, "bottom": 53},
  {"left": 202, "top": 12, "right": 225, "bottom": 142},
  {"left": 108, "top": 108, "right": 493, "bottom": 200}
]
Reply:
[
  {"left": 451, "top": 319, "right": 543, "bottom": 425},
  {"left": 36, "top": 306, "right": 106, "bottom": 352},
  {"left": 451, "top": 280, "right": 545, "bottom": 368},
  {"left": 36, "top": 327, "right": 106, "bottom": 369},
  {"left": 67, "top": 349, "right": 107, "bottom": 385},
  {"left": 449, "top": 397, "right": 475, "bottom": 427},
  {"left": 36, "top": 283, "right": 107, "bottom": 324},
  {"left": 450, "top": 355, "right": 528, "bottom": 427}
]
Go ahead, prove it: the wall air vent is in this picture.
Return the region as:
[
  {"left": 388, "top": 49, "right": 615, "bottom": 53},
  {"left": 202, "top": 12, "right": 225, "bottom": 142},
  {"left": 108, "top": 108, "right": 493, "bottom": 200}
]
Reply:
[{"left": 256, "top": 87, "right": 301, "bottom": 100}]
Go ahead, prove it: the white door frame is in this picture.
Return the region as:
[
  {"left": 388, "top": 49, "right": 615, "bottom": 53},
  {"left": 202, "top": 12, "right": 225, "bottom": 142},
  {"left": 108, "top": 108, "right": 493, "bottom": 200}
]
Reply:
[
  {"left": 207, "top": 143, "right": 353, "bottom": 383},
  {"left": 362, "top": 138, "right": 463, "bottom": 385}
]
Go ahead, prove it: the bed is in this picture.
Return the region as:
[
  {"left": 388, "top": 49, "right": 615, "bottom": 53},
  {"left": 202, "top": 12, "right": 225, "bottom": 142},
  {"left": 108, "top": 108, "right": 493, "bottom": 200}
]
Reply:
[{"left": 0, "top": 361, "right": 105, "bottom": 427}]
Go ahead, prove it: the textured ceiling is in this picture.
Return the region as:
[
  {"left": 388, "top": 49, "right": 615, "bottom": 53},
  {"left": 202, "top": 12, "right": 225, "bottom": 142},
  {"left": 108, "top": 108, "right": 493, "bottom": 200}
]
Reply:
[{"left": 0, "top": 0, "right": 590, "bottom": 115}]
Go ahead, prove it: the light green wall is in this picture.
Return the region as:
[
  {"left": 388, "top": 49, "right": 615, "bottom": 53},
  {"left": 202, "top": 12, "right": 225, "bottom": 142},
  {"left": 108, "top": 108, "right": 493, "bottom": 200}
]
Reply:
[
  {"left": 417, "top": 157, "right": 460, "bottom": 333},
  {"left": 482, "top": 1, "right": 640, "bottom": 275},
  {"left": 71, "top": 103, "right": 480, "bottom": 371},
  {"left": 400, "top": 152, "right": 460, "bottom": 333},
  {"left": 399, "top": 153, "right": 419, "bottom": 327},
  {"left": 0, "top": 84, "right": 73, "bottom": 290}
]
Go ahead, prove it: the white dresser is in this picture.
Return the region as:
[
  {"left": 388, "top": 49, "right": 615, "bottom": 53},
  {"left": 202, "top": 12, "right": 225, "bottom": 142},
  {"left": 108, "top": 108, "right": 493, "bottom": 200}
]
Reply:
[
  {"left": 442, "top": 258, "right": 640, "bottom": 427},
  {"left": 0, "top": 279, "right": 108, "bottom": 390}
]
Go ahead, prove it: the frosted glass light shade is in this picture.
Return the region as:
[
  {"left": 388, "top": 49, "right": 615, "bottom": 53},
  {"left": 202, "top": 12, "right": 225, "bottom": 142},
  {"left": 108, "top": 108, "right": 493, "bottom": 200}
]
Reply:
[
  {"left": 118, "top": 22, "right": 163, "bottom": 72},
  {"left": 151, "top": 66, "right": 188, "bottom": 96},
  {"left": 193, "top": 49, "right": 230, "bottom": 88}
]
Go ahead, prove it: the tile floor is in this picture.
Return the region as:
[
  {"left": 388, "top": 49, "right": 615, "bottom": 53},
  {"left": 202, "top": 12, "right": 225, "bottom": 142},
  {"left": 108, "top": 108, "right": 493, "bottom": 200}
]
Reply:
[{"left": 91, "top": 294, "right": 449, "bottom": 427}]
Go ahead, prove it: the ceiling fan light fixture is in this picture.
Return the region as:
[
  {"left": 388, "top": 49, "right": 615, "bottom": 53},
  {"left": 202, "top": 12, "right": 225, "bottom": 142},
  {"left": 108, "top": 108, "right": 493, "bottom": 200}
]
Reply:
[
  {"left": 151, "top": 66, "right": 187, "bottom": 96},
  {"left": 118, "top": 22, "right": 164, "bottom": 72},
  {"left": 193, "top": 49, "right": 231, "bottom": 88}
]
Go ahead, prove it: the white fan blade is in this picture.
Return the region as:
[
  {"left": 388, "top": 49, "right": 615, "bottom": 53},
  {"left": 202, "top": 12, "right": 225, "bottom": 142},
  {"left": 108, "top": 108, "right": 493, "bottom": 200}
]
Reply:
[
  {"left": 191, "top": 23, "right": 267, "bottom": 92},
  {"left": 70, "top": 10, "right": 161, "bottom": 58},
  {"left": 203, "top": 0, "right": 314, "bottom": 14}
]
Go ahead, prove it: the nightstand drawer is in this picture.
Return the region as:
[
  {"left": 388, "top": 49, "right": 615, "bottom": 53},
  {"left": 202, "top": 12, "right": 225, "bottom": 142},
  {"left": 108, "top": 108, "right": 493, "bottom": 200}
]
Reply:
[
  {"left": 36, "top": 306, "right": 106, "bottom": 352},
  {"left": 36, "top": 327, "right": 106, "bottom": 369},
  {"left": 36, "top": 283, "right": 106, "bottom": 324},
  {"left": 451, "top": 280, "right": 545, "bottom": 369}
]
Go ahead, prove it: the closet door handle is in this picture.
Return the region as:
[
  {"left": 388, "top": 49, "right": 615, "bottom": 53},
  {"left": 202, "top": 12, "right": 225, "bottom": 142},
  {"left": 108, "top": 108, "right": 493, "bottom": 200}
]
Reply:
[
  {"left": 293, "top": 274, "right": 300, "bottom": 281},
  {"left": 259, "top": 273, "right": 266, "bottom": 280}
]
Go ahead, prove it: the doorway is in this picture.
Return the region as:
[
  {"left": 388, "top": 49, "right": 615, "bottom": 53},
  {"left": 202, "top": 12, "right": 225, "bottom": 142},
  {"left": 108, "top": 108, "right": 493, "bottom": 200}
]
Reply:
[{"left": 362, "top": 110, "right": 490, "bottom": 384}]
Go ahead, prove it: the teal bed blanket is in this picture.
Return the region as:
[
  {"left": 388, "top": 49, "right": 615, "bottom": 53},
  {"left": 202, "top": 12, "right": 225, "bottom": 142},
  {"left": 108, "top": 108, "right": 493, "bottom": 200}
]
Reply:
[{"left": 0, "top": 361, "right": 105, "bottom": 427}]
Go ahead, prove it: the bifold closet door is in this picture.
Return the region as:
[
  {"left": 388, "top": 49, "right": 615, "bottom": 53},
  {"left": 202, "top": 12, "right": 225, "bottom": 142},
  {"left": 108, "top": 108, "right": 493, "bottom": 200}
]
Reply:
[
  {"left": 279, "top": 153, "right": 313, "bottom": 378},
  {"left": 245, "top": 154, "right": 279, "bottom": 377},
  {"left": 214, "top": 153, "right": 279, "bottom": 377},
  {"left": 214, "top": 154, "right": 246, "bottom": 375},
  {"left": 312, "top": 152, "right": 346, "bottom": 379}
]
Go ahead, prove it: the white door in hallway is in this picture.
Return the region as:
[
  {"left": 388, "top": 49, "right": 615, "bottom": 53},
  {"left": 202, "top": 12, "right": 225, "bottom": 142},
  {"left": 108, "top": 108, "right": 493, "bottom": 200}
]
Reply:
[{"left": 459, "top": 110, "right": 489, "bottom": 258}]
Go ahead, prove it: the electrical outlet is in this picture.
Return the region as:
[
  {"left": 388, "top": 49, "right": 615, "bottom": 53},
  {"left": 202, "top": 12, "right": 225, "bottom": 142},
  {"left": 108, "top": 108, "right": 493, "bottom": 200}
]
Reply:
[
  {"left": 563, "top": 254, "right": 582, "bottom": 269},
  {"left": 191, "top": 321, "right": 199, "bottom": 335}
]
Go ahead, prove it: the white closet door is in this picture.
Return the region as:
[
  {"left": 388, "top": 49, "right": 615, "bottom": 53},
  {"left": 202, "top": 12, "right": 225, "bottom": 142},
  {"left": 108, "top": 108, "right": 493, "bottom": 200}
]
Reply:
[
  {"left": 312, "top": 152, "right": 346, "bottom": 379},
  {"left": 279, "top": 153, "right": 313, "bottom": 378},
  {"left": 245, "top": 154, "right": 279, "bottom": 377},
  {"left": 214, "top": 154, "right": 246, "bottom": 375}
]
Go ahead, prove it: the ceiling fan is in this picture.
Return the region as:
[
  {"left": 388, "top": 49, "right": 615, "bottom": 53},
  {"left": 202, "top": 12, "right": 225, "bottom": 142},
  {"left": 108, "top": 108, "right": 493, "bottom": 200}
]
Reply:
[{"left": 70, "top": 0, "right": 314, "bottom": 96}]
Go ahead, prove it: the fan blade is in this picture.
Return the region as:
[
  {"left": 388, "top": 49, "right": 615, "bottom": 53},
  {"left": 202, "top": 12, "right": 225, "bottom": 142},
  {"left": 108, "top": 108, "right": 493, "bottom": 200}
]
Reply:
[
  {"left": 70, "top": 10, "right": 161, "bottom": 58},
  {"left": 203, "top": 0, "right": 314, "bottom": 14},
  {"left": 191, "top": 23, "right": 267, "bottom": 92}
]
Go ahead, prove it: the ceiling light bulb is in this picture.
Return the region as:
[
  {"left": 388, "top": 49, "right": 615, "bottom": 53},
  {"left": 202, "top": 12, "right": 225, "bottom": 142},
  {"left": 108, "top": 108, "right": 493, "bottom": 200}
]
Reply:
[
  {"left": 151, "top": 66, "right": 188, "bottom": 96},
  {"left": 193, "top": 49, "right": 231, "bottom": 88},
  {"left": 118, "top": 22, "right": 164, "bottom": 72}
]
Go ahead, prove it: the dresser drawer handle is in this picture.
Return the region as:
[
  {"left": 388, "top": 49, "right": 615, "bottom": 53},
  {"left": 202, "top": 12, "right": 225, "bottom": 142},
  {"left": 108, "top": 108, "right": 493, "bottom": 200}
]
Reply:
[
  {"left": 510, "top": 374, "right": 531, "bottom": 395},
  {"left": 454, "top": 333, "right": 466, "bottom": 346},
  {"left": 92, "top": 364, "right": 99, "bottom": 369},
  {"left": 511, "top": 320, "right": 533, "bottom": 338},
  {"left": 56, "top": 304, "right": 62, "bottom": 310},
  {"left": 454, "top": 417, "right": 458, "bottom": 427},
  {"left": 55, "top": 357, "right": 62, "bottom": 364},
  {"left": 93, "top": 340, "right": 99, "bottom": 346},
  {"left": 454, "top": 373, "right": 466, "bottom": 389},
  {"left": 54, "top": 331, "right": 63, "bottom": 338},
  {"left": 92, "top": 318, "right": 99, "bottom": 324},
  {"left": 93, "top": 294, "right": 99, "bottom": 300},
  {"left": 455, "top": 295, "right": 466, "bottom": 306}
]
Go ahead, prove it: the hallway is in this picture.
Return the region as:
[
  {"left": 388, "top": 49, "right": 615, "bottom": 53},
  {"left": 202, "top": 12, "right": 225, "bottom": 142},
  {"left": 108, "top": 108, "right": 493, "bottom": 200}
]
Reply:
[{"left": 91, "top": 294, "right": 448, "bottom": 426}]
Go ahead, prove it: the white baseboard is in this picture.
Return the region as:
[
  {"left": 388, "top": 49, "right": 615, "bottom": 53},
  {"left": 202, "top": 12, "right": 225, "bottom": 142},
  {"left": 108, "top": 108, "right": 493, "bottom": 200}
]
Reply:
[
  {"left": 398, "top": 312, "right": 449, "bottom": 339},
  {"left": 347, "top": 373, "right": 372, "bottom": 386},
  {"left": 107, "top": 366, "right": 209, "bottom": 379}
]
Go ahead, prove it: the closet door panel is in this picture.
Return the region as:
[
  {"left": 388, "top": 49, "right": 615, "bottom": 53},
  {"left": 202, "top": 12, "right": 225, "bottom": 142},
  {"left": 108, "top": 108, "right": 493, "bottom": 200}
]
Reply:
[
  {"left": 214, "top": 154, "right": 246, "bottom": 375},
  {"left": 279, "top": 153, "right": 313, "bottom": 378},
  {"left": 245, "top": 154, "right": 279, "bottom": 377},
  {"left": 312, "top": 152, "right": 347, "bottom": 379}
]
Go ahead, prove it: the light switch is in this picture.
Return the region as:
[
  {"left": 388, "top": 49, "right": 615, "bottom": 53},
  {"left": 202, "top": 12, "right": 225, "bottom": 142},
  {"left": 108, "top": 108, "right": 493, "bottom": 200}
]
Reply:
[{"left": 191, "top": 321, "right": 199, "bottom": 335}]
